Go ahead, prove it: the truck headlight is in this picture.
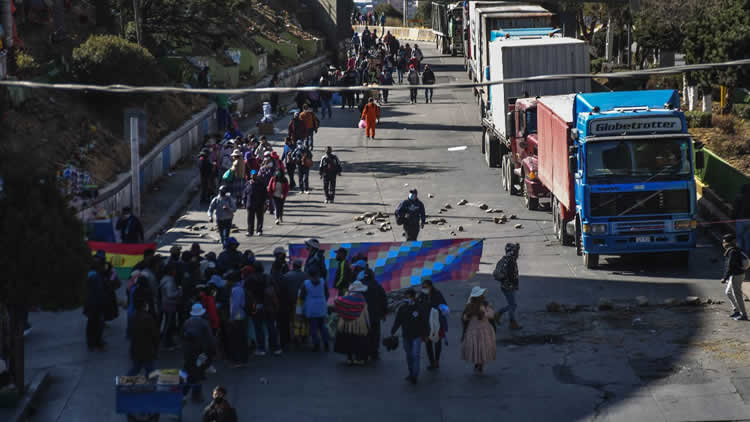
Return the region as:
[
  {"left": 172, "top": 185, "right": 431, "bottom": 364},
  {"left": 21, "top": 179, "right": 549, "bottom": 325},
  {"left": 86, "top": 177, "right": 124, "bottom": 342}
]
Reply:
[
  {"left": 583, "top": 223, "right": 607, "bottom": 234},
  {"left": 674, "top": 220, "right": 696, "bottom": 231}
]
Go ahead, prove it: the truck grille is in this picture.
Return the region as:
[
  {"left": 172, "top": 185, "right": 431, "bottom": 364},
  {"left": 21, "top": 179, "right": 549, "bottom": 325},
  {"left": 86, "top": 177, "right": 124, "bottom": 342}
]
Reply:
[
  {"left": 613, "top": 221, "right": 666, "bottom": 235},
  {"left": 590, "top": 190, "right": 690, "bottom": 217}
]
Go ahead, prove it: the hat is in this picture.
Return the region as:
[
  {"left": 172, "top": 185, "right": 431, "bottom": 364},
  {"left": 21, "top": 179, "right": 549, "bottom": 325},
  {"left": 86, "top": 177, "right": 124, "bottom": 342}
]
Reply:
[
  {"left": 94, "top": 250, "right": 106, "bottom": 260},
  {"left": 353, "top": 260, "right": 367, "bottom": 269},
  {"left": 467, "top": 286, "right": 487, "bottom": 303},
  {"left": 329, "top": 65, "right": 336, "bottom": 70},
  {"left": 191, "top": 242, "right": 204, "bottom": 254},
  {"left": 190, "top": 303, "right": 206, "bottom": 316},
  {"left": 723, "top": 234, "right": 737, "bottom": 243},
  {"left": 409, "top": 188, "right": 418, "bottom": 194},
  {"left": 297, "top": 139, "right": 303, "bottom": 145},
  {"left": 273, "top": 246, "right": 286, "bottom": 256},
  {"left": 335, "top": 247, "right": 348, "bottom": 255},
  {"left": 356, "top": 271, "right": 366, "bottom": 281},
  {"left": 208, "top": 274, "right": 226, "bottom": 288},
  {"left": 170, "top": 245, "right": 182, "bottom": 255},
  {"left": 225, "top": 237, "right": 239, "bottom": 247},
  {"left": 231, "top": 149, "right": 242, "bottom": 157},
  {"left": 205, "top": 251, "right": 217, "bottom": 261},
  {"left": 349, "top": 280, "right": 368, "bottom": 293},
  {"left": 305, "top": 238, "right": 320, "bottom": 249},
  {"left": 505, "top": 243, "right": 519, "bottom": 254}
]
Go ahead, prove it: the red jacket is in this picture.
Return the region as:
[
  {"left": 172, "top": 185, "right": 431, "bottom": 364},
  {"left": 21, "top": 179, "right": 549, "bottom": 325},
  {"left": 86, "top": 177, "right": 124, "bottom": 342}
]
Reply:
[
  {"left": 200, "top": 293, "right": 220, "bottom": 330},
  {"left": 267, "top": 177, "right": 290, "bottom": 200}
]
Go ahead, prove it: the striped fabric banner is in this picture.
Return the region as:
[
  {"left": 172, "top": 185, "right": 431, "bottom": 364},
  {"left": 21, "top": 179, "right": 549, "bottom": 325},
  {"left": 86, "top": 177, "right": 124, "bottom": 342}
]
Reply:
[{"left": 88, "top": 241, "right": 157, "bottom": 280}]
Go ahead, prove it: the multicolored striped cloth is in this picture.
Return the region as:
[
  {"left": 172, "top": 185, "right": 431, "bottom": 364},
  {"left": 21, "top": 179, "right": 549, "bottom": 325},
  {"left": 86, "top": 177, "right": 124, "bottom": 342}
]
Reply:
[{"left": 334, "top": 294, "right": 366, "bottom": 320}]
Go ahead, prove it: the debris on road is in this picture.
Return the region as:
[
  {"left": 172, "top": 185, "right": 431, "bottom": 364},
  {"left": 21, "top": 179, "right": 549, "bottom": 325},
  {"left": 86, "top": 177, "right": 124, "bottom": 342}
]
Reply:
[
  {"left": 458, "top": 225, "right": 465, "bottom": 232},
  {"left": 448, "top": 146, "right": 467, "bottom": 151},
  {"left": 510, "top": 214, "right": 518, "bottom": 220},
  {"left": 444, "top": 204, "right": 453, "bottom": 209},
  {"left": 457, "top": 199, "right": 468, "bottom": 205},
  {"left": 428, "top": 218, "right": 447, "bottom": 225},
  {"left": 514, "top": 224, "right": 523, "bottom": 229},
  {"left": 636, "top": 296, "right": 649, "bottom": 307},
  {"left": 478, "top": 203, "right": 489, "bottom": 210},
  {"left": 428, "top": 193, "right": 435, "bottom": 198},
  {"left": 683, "top": 296, "right": 700, "bottom": 306}
]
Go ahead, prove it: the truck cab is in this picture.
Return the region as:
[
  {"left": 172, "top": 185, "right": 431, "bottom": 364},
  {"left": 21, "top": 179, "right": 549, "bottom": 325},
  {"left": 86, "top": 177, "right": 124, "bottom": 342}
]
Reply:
[
  {"left": 503, "top": 97, "right": 549, "bottom": 210},
  {"left": 571, "top": 90, "right": 701, "bottom": 268}
]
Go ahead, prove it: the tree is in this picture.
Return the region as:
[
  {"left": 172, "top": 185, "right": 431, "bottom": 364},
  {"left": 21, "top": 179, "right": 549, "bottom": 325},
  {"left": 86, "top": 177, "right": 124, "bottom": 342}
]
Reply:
[
  {"left": 633, "top": 0, "right": 685, "bottom": 68},
  {"left": 683, "top": 0, "right": 750, "bottom": 108},
  {"left": 0, "top": 145, "right": 90, "bottom": 392}
]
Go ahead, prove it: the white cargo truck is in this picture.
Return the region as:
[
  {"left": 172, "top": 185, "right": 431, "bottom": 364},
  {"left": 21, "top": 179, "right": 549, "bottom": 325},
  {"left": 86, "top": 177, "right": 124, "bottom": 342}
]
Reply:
[{"left": 480, "top": 37, "right": 591, "bottom": 168}]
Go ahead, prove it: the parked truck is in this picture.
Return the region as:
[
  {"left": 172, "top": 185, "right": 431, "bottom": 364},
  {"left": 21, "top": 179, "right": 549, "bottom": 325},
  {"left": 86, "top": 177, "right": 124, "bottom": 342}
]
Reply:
[
  {"left": 432, "top": 2, "right": 465, "bottom": 56},
  {"left": 481, "top": 37, "right": 590, "bottom": 170},
  {"left": 507, "top": 90, "right": 702, "bottom": 268}
]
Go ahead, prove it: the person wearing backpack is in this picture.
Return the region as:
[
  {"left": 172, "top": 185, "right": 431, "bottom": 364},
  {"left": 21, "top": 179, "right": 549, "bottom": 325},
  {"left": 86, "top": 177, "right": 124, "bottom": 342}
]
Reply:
[
  {"left": 293, "top": 142, "right": 313, "bottom": 194},
  {"left": 281, "top": 137, "right": 298, "bottom": 190},
  {"left": 319, "top": 146, "right": 342, "bottom": 204},
  {"left": 493, "top": 243, "right": 522, "bottom": 330},
  {"left": 721, "top": 234, "right": 749, "bottom": 321}
]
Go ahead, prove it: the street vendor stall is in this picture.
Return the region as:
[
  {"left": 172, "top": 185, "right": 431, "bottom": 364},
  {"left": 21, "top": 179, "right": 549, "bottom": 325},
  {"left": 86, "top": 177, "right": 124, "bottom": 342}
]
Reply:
[{"left": 115, "top": 370, "right": 186, "bottom": 422}]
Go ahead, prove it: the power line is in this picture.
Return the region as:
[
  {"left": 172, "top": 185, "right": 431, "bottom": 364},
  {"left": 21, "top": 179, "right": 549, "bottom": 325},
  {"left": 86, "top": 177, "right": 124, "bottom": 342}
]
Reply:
[{"left": 0, "top": 59, "right": 748, "bottom": 95}]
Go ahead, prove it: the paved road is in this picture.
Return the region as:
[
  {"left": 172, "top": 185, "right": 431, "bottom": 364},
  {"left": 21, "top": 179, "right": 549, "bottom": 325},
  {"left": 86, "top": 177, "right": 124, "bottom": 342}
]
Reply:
[{"left": 25, "top": 46, "right": 750, "bottom": 422}]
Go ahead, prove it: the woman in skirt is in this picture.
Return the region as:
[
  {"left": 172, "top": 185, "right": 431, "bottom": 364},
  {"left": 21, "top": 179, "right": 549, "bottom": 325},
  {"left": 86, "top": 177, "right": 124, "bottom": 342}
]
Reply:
[
  {"left": 461, "top": 286, "right": 496, "bottom": 374},
  {"left": 333, "top": 280, "right": 370, "bottom": 365},
  {"left": 230, "top": 149, "right": 246, "bottom": 206}
]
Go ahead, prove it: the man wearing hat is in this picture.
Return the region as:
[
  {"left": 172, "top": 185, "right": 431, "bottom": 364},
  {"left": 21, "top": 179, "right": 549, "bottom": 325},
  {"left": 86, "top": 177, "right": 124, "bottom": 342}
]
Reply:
[
  {"left": 208, "top": 185, "right": 237, "bottom": 246},
  {"left": 116, "top": 206, "right": 144, "bottom": 244},
  {"left": 355, "top": 259, "right": 387, "bottom": 362},
  {"left": 183, "top": 303, "right": 214, "bottom": 401},
  {"left": 395, "top": 189, "right": 427, "bottom": 241},
  {"left": 304, "top": 239, "right": 327, "bottom": 280},
  {"left": 319, "top": 146, "right": 343, "bottom": 204},
  {"left": 217, "top": 237, "right": 243, "bottom": 275},
  {"left": 230, "top": 148, "right": 246, "bottom": 205},
  {"left": 722, "top": 234, "right": 748, "bottom": 320},
  {"left": 243, "top": 170, "right": 267, "bottom": 236}
]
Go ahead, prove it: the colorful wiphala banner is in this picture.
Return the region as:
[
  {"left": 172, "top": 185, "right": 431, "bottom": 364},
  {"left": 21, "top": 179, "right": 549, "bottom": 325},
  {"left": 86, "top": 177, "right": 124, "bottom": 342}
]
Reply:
[
  {"left": 88, "top": 241, "right": 157, "bottom": 280},
  {"left": 289, "top": 239, "right": 484, "bottom": 292}
]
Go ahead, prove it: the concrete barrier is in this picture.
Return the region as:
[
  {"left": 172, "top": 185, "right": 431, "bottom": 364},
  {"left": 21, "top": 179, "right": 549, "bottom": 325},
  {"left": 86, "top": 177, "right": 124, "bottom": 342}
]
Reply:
[
  {"left": 353, "top": 25, "right": 435, "bottom": 42},
  {"left": 78, "top": 54, "right": 333, "bottom": 222}
]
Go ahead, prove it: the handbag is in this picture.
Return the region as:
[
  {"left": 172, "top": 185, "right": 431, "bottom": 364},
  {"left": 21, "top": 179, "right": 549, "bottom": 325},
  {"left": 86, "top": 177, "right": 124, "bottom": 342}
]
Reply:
[{"left": 222, "top": 169, "right": 234, "bottom": 182}]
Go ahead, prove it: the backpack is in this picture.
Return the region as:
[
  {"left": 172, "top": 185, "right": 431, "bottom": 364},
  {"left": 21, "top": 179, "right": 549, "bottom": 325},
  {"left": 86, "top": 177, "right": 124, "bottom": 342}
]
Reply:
[
  {"left": 741, "top": 250, "right": 750, "bottom": 271},
  {"left": 222, "top": 169, "right": 234, "bottom": 182},
  {"left": 492, "top": 256, "right": 511, "bottom": 281},
  {"left": 302, "top": 151, "right": 313, "bottom": 168}
]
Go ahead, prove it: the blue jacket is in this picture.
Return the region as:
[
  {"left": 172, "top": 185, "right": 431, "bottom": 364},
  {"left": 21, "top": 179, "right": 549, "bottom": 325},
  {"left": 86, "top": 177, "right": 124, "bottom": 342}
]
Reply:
[{"left": 303, "top": 278, "right": 327, "bottom": 318}]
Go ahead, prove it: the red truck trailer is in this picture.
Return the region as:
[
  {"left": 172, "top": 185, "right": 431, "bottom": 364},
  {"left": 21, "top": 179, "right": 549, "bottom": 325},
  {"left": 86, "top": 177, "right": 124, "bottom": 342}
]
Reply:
[{"left": 536, "top": 94, "right": 577, "bottom": 245}]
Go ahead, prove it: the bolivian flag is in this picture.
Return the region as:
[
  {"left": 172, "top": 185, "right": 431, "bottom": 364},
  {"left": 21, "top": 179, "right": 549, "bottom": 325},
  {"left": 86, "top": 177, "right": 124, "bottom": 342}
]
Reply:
[{"left": 88, "top": 241, "right": 157, "bottom": 280}]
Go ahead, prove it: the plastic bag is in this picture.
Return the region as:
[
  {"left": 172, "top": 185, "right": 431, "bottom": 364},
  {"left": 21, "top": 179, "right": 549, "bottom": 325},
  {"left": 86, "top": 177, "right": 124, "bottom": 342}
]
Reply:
[{"left": 358, "top": 119, "right": 367, "bottom": 129}]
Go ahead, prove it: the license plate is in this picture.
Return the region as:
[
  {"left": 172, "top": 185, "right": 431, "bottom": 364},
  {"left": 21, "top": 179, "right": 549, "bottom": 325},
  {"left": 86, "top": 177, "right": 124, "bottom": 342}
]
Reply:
[{"left": 636, "top": 236, "right": 651, "bottom": 243}]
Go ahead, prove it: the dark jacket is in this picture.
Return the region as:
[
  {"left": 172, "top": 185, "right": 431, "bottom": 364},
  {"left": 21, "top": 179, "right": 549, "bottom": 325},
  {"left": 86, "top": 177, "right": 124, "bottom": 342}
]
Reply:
[
  {"left": 217, "top": 249, "right": 244, "bottom": 275},
  {"left": 129, "top": 309, "right": 160, "bottom": 362},
  {"left": 395, "top": 198, "right": 426, "bottom": 228},
  {"left": 243, "top": 179, "right": 267, "bottom": 210},
  {"left": 288, "top": 118, "right": 306, "bottom": 141},
  {"left": 203, "top": 399, "right": 238, "bottom": 422},
  {"left": 363, "top": 277, "right": 387, "bottom": 322},
  {"left": 418, "top": 288, "right": 447, "bottom": 311},
  {"left": 724, "top": 246, "right": 745, "bottom": 279},
  {"left": 319, "top": 154, "right": 342, "bottom": 177},
  {"left": 281, "top": 269, "right": 308, "bottom": 308},
  {"left": 422, "top": 69, "right": 436, "bottom": 85},
  {"left": 391, "top": 301, "right": 429, "bottom": 340},
  {"left": 304, "top": 249, "right": 327, "bottom": 279},
  {"left": 84, "top": 270, "right": 108, "bottom": 316},
  {"left": 116, "top": 215, "right": 144, "bottom": 244}
]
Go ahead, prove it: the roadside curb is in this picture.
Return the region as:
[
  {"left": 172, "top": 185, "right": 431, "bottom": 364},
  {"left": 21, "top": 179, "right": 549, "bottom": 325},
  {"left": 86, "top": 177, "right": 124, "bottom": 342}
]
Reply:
[{"left": 5, "top": 370, "right": 49, "bottom": 422}]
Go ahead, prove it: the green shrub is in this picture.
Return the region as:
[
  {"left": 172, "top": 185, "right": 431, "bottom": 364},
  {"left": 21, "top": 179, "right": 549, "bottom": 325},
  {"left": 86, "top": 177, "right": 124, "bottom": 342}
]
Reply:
[
  {"left": 15, "top": 51, "right": 39, "bottom": 78},
  {"left": 374, "top": 4, "right": 402, "bottom": 19},
  {"left": 685, "top": 111, "right": 712, "bottom": 128},
  {"left": 733, "top": 103, "right": 750, "bottom": 119},
  {"left": 72, "top": 35, "right": 161, "bottom": 86},
  {"left": 646, "top": 75, "right": 681, "bottom": 90},
  {"left": 590, "top": 57, "right": 606, "bottom": 74}
]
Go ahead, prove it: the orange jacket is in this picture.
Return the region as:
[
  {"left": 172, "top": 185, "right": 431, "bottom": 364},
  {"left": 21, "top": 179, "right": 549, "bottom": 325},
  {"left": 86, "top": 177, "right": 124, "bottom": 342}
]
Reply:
[
  {"left": 361, "top": 103, "right": 380, "bottom": 122},
  {"left": 299, "top": 111, "right": 319, "bottom": 130}
]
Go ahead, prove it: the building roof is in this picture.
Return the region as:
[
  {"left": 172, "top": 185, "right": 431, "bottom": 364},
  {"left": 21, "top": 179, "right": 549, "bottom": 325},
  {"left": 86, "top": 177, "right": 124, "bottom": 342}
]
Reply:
[{"left": 575, "top": 90, "right": 680, "bottom": 115}]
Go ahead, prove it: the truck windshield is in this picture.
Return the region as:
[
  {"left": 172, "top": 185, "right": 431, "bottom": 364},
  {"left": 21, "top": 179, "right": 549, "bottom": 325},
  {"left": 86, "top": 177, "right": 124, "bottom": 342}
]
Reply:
[{"left": 586, "top": 138, "right": 691, "bottom": 181}]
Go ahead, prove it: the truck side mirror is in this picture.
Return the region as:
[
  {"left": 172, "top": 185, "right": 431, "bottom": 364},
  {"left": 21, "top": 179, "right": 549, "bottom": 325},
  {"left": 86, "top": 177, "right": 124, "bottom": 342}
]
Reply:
[
  {"left": 506, "top": 112, "right": 515, "bottom": 138},
  {"left": 695, "top": 150, "right": 705, "bottom": 170},
  {"left": 569, "top": 155, "right": 578, "bottom": 173}
]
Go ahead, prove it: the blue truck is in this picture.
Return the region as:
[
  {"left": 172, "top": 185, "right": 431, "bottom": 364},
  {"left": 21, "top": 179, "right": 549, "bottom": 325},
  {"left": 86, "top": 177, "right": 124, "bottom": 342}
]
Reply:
[{"left": 525, "top": 89, "right": 704, "bottom": 268}]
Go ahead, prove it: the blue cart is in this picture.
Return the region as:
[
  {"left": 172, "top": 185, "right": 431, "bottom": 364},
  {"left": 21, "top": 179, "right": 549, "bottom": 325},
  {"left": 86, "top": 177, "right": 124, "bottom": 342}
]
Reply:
[{"left": 115, "top": 381, "right": 185, "bottom": 422}]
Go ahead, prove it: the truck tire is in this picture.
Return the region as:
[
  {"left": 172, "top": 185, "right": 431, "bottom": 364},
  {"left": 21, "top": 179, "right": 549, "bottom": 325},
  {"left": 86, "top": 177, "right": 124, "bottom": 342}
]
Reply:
[
  {"left": 583, "top": 252, "right": 599, "bottom": 269},
  {"left": 481, "top": 129, "right": 487, "bottom": 155},
  {"left": 508, "top": 162, "right": 519, "bottom": 195},
  {"left": 553, "top": 198, "right": 573, "bottom": 246},
  {"left": 522, "top": 172, "right": 539, "bottom": 210},
  {"left": 485, "top": 134, "right": 499, "bottom": 168}
]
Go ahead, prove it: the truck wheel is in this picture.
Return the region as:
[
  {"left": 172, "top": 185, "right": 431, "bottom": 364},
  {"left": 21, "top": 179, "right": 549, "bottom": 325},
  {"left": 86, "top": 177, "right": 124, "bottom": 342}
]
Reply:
[
  {"left": 481, "top": 129, "right": 487, "bottom": 155},
  {"left": 522, "top": 173, "right": 539, "bottom": 210},
  {"left": 583, "top": 252, "right": 599, "bottom": 269},
  {"left": 508, "top": 164, "right": 519, "bottom": 195},
  {"left": 553, "top": 198, "right": 572, "bottom": 245}
]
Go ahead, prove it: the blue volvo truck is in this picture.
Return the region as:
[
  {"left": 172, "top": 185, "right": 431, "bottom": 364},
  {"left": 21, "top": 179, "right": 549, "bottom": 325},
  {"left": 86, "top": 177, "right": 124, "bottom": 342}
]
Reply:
[{"left": 531, "top": 90, "right": 703, "bottom": 268}]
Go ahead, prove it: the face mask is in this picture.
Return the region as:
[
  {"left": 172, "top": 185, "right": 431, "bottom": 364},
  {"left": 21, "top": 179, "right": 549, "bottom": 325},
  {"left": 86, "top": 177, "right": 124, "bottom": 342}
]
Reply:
[
  {"left": 422, "top": 288, "right": 430, "bottom": 295},
  {"left": 408, "top": 194, "right": 414, "bottom": 200},
  {"left": 214, "top": 396, "right": 224, "bottom": 404}
]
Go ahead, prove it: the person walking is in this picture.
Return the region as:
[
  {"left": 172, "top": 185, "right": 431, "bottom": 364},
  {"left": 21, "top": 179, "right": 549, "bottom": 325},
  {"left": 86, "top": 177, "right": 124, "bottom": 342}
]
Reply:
[
  {"left": 183, "top": 303, "right": 215, "bottom": 402},
  {"left": 293, "top": 141, "right": 313, "bottom": 194},
  {"left": 247, "top": 265, "right": 283, "bottom": 356},
  {"left": 461, "top": 286, "right": 496, "bottom": 374},
  {"left": 418, "top": 279, "right": 447, "bottom": 370},
  {"left": 413, "top": 44, "right": 424, "bottom": 72},
  {"left": 159, "top": 263, "right": 181, "bottom": 350},
  {"left": 300, "top": 267, "right": 330, "bottom": 352},
  {"left": 390, "top": 288, "right": 429, "bottom": 384},
  {"left": 334, "top": 280, "right": 370, "bottom": 365},
  {"left": 128, "top": 300, "right": 160, "bottom": 376},
  {"left": 319, "top": 71, "right": 333, "bottom": 119},
  {"left": 267, "top": 171, "right": 290, "bottom": 225},
  {"left": 352, "top": 32, "right": 361, "bottom": 55},
  {"left": 395, "top": 189, "right": 426, "bottom": 241},
  {"left": 422, "top": 64, "right": 435, "bottom": 103},
  {"left": 281, "top": 259, "right": 309, "bottom": 349},
  {"left": 397, "top": 46, "right": 407, "bottom": 84},
  {"left": 407, "top": 65, "right": 419, "bottom": 104},
  {"left": 380, "top": 69, "right": 393, "bottom": 103},
  {"left": 303, "top": 238, "right": 327, "bottom": 279},
  {"left": 319, "top": 146, "right": 342, "bottom": 204},
  {"left": 333, "top": 247, "right": 353, "bottom": 296},
  {"left": 243, "top": 171, "right": 267, "bottom": 236},
  {"left": 722, "top": 234, "right": 749, "bottom": 321},
  {"left": 281, "top": 137, "right": 298, "bottom": 190},
  {"left": 288, "top": 112, "right": 306, "bottom": 144},
  {"left": 230, "top": 149, "right": 245, "bottom": 205},
  {"left": 202, "top": 385, "right": 238, "bottom": 422},
  {"left": 494, "top": 243, "right": 523, "bottom": 330},
  {"left": 116, "top": 206, "right": 144, "bottom": 244},
  {"left": 299, "top": 105, "right": 320, "bottom": 150},
  {"left": 207, "top": 185, "right": 237, "bottom": 246},
  {"left": 85, "top": 251, "right": 108, "bottom": 351},
  {"left": 361, "top": 97, "right": 380, "bottom": 139},
  {"left": 356, "top": 261, "right": 387, "bottom": 362}
]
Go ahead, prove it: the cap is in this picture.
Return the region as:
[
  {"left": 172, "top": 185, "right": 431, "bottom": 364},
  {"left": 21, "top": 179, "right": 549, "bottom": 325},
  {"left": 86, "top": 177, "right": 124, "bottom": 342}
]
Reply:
[
  {"left": 723, "top": 234, "right": 737, "bottom": 243},
  {"left": 273, "top": 246, "right": 286, "bottom": 256},
  {"left": 225, "top": 237, "right": 239, "bottom": 246},
  {"left": 170, "top": 245, "right": 182, "bottom": 254}
]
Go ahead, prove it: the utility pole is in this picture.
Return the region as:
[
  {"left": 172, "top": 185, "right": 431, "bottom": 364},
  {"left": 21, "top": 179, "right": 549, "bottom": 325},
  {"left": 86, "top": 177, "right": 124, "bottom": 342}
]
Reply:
[
  {"left": 132, "top": 0, "right": 142, "bottom": 45},
  {"left": 1, "top": 0, "right": 14, "bottom": 49},
  {"left": 403, "top": 0, "right": 407, "bottom": 26},
  {"left": 129, "top": 117, "right": 141, "bottom": 217}
]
